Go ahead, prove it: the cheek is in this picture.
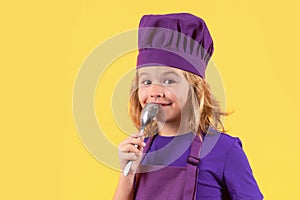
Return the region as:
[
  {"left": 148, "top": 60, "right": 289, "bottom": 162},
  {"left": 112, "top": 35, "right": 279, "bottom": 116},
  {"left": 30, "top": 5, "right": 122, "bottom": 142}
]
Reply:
[
  {"left": 171, "top": 87, "right": 189, "bottom": 106},
  {"left": 137, "top": 88, "right": 147, "bottom": 106}
]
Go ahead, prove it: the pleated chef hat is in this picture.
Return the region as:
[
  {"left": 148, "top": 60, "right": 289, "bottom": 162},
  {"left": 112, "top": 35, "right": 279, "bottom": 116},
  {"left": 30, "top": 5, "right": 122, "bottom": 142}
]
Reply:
[{"left": 136, "top": 13, "right": 214, "bottom": 78}]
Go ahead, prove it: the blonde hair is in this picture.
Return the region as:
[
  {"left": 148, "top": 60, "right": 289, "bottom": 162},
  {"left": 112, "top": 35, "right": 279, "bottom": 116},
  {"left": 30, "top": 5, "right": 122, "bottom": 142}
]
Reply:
[{"left": 129, "top": 70, "right": 228, "bottom": 137}]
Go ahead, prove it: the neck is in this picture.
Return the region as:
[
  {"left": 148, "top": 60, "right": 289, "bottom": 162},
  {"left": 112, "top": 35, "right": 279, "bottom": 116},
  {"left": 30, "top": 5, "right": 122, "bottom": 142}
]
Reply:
[{"left": 157, "top": 121, "right": 192, "bottom": 136}]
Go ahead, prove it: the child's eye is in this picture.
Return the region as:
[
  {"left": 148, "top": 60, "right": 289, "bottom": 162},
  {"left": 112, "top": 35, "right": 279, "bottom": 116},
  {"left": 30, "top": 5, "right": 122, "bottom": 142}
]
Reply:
[
  {"left": 142, "top": 80, "right": 152, "bottom": 85},
  {"left": 164, "top": 79, "right": 175, "bottom": 85}
]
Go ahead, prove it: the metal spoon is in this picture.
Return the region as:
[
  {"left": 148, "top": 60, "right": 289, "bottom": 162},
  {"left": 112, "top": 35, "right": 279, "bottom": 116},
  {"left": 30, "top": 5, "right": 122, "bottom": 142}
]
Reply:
[{"left": 123, "top": 103, "right": 159, "bottom": 176}]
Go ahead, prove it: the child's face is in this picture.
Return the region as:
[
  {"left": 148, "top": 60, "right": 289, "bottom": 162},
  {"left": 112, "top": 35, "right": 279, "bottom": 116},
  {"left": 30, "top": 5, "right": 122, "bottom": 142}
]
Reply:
[{"left": 137, "top": 66, "right": 190, "bottom": 124}]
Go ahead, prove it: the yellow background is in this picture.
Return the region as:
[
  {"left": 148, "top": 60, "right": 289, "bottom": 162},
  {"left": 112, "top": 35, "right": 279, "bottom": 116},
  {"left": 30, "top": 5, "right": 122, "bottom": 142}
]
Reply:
[{"left": 1, "top": 0, "right": 300, "bottom": 199}]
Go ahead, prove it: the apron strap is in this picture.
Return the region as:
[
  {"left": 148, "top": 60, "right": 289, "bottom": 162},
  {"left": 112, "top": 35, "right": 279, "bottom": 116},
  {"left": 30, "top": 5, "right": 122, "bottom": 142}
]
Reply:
[
  {"left": 137, "top": 135, "right": 155, "bottom": 171},
  {"left": 143, "top": 135, "right": 155, "bottom": 154},
  {"left": 134, "top": 136, "right": 155, "bottom": 192},
  {"left": 184, "top": 134, "right": 202, "bottom": 200}
]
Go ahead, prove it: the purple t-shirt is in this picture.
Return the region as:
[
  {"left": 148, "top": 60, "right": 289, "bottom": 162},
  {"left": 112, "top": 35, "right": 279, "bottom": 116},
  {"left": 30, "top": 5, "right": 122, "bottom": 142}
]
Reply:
[{"left": 142, "top": 131, "right": 263, "bottom": 199}]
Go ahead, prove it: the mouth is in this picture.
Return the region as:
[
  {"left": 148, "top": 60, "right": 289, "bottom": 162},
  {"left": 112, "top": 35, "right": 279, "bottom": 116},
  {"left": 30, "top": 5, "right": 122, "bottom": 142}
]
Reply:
[
  {"left": 160, "top": 103, "right": 172, "bottom": 107},
  {"left": 150, "top": 102, "right": 172, "bottom": 107}
]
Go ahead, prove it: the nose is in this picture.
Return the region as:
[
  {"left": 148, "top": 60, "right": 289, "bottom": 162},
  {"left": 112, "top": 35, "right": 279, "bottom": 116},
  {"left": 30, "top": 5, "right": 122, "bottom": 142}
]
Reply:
[{"left": 149, "top": 84, "right": 165, "bottom": 98}]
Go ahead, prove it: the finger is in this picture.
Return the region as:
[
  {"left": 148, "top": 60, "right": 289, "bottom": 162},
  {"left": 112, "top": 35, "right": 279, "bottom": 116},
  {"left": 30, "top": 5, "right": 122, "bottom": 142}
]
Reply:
[
  {"left": 138, "top": 145, "right": 144, "bottom": 152},
  {"left": 130, "top": 132, "right": 144, "bottom": 138},
  {"left": 118, "top": 138, "right": 135, "bottom": 151},
  {"left": 119, "top": 143, "right": 143, "bottom": 154},
  {"left": 119, "top": 138, "right": 146, "bottom": 149},
  {"left": 121, "top": 152, "right": 138, "bottom": 162},
  {"left": 126, "top": 145, "right": 141, "bottom": 154}
]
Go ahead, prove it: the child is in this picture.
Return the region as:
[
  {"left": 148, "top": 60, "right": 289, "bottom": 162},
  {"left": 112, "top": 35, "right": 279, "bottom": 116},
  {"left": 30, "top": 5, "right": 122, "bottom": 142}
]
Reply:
[{"left": 113, "top": 13, "right": 263, "bottom": 200}]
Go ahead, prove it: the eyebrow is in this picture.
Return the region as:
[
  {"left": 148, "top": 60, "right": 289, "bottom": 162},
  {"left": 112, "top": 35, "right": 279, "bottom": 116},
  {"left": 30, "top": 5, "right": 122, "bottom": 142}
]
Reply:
[
  {"left": 138, "top": 70, "right": 180, "bottom": 77},
  {"left": 138, "top": 72, "right": 149, "bottom": 77},
  {"left": 162, "top": 71, "right": 180, "bottom": 77}
]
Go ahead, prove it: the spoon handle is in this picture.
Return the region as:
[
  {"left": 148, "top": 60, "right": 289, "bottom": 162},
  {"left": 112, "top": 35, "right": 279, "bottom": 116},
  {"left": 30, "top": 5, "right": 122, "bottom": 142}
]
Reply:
[
  {"left": 123, "top": 128, "right": 145, "bottom": 176},
  {"left": 123, "top": 161, "right": 133, "bottom": 176}
]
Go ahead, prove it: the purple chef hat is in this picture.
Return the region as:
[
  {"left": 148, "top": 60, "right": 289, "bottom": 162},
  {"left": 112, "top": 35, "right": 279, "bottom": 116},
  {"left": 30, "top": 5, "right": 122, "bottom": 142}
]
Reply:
[{"left": 136, "top": 13, "right": 214, "bottom": 78}]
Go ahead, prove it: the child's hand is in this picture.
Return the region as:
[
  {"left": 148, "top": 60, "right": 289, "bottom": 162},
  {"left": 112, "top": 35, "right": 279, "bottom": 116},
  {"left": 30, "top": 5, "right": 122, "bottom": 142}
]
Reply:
[{"left": 118, "top": 133, "right": 146, "bottom": 174}]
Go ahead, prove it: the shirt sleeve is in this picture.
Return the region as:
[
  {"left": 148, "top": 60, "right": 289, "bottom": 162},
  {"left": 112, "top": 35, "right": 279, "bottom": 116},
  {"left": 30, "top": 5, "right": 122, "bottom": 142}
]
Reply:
[{"left": 224, "top": 138, "right": 264, "bottom": 200}]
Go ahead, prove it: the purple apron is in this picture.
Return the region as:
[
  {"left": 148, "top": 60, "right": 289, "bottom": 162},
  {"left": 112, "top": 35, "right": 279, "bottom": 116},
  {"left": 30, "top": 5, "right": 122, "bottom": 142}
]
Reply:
[{"left": 135, "top": 134, "right": 202, "bottom": 200}]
